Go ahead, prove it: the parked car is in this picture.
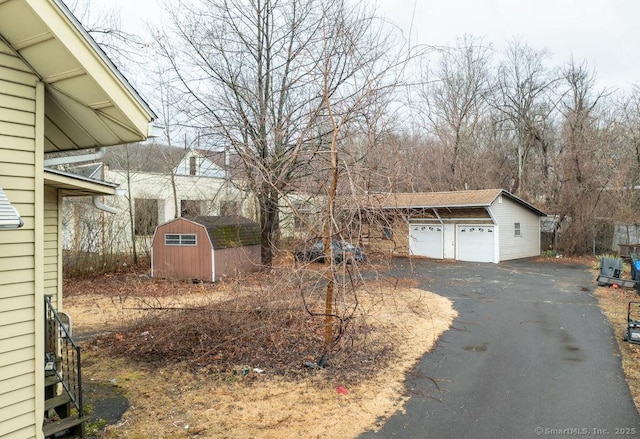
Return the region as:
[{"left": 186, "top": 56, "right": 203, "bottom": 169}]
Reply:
[{"left": 295, "top": 241, "right": 365, "bottom": 264}]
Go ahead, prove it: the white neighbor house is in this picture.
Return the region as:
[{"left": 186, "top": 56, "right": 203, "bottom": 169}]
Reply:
[{"left": 61, "top": 144, "right": 255, "bottom": 255}]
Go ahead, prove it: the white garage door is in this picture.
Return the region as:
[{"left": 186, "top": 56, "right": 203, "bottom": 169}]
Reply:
[
  {"left": 457, "top": 225, "right": 495, "bottom": 262},
  {"left": 409, "top": 224, "right": 443, "bottom": 259}
]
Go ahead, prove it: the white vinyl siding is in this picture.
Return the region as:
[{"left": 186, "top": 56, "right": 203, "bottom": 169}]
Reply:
[
  {"left": 491, "top": 196, "right": 541, "bottom": 261},
  {"left": 0, "top": 43, "right": 39, "bottom": 439}
]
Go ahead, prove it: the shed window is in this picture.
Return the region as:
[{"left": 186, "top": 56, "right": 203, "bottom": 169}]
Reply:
[
  {"left": 514, "top": 222, "right": 521, "bottom": 237},
  {"left": 165, "top": 234, "right": 197, "bottom": 246},
  {"left": 189, "top": 156, "right": 198, "bottom": 175}
]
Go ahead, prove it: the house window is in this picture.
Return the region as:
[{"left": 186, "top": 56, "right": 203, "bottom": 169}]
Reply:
[
  {"left": 181, "top": 200, "right": 204, "bottom": 217},
  {"left": 514, "top": 222, "right": 521, "bottom": 237},
  {"left": 383, "top": 226, "right": 393, "bottom": 240},
  {"left": 220, "top": 200, "right": 238, "bottom": 216},
  {"left": 134, "top": 199, "right": 159, "bottom": 235},
  {"left": 165, "top": 233, "right": 197, "bottom": 246},
  {"left": 293, "top": 202, "right": 311, "bottom": 230},
  {"left": 189, "top": 156, "right": 197, "bottom": 176}
]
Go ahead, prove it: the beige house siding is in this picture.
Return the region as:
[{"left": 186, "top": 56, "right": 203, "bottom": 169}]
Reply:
[
  {"left": 491, "top": 195, "right": 541, "bottom": 261},
  {"left": 0, "top": 42, "right": 40, "bottom": 438},
  {"left": 43, "top": 186, "right": 60, "bottom": 309}
]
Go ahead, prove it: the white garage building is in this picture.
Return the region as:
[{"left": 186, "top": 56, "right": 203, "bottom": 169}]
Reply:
[{"left": 366, "top": 189, "right": 546, "bottom": 263}]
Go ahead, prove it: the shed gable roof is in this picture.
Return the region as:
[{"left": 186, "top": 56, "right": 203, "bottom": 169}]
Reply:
[
  {"left": 158, "top": 216, "right": 261, "bottom": 250},
  {"left": 0, "top": 0, "right": 156, "bottom": 152},
  {"left": 189, "top": 216, "right": 261, "bottom": 250}
]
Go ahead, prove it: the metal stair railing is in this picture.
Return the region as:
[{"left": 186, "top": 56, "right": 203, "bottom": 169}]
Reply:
[{"left": 44, "top": 295, "right": 84, "bottom": 418}]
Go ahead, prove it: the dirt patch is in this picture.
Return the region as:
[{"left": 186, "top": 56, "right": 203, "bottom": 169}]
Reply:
[
  {"left": 83, "top": 381, "right": 128, "bottom": 437},
  {"left": 67, "top": 267, "right": 456, "bottom": 438}
]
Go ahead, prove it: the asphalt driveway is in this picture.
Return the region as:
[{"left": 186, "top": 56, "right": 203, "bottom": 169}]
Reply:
[{"left": 360, "top": 258, "right": 639, "bottom": 438}]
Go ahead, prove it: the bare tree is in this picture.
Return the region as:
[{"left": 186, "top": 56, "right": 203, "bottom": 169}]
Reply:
[
  {"left": 67, "top": 0, "right": 150, "bottom": 72},
  {"left": 154, "top": 0, "right": 405, "bottom": 266},
  {"left": 617, "top": 84, "right": 640, "bottom": 176},
  {"left": 418, "top": 35, "right": 493, "bottom": 190},
  {"left": 494, "top": 39, "right": 559, "bottom": 197},
  {"left": 555, "top": 59, "right": 612, "bottom": 254}
]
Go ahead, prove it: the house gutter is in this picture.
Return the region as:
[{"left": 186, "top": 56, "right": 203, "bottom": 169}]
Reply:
[
  {"left": 44, "top": 147, "right": 106, "bottom": 167},
  {"left": 44, "top": 151, "right": 122, "bottom": 214}
]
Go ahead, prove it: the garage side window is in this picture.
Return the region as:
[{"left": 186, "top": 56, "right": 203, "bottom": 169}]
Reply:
[
  {"left": 514, "top": 222, "right": 521, "bottom": 237},
  {"left": 165, "top": 234, "right": 197, "bottom": 246}
]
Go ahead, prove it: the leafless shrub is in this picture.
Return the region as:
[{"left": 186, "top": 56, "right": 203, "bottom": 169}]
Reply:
[{"left": 89, "top": 265, "right": 398, "bottom": 384}]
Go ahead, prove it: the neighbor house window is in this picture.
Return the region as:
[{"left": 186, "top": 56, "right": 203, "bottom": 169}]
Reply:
[
  {"left": 181, "top": 200, "right": 204, "bottom": 217},
  {"left": 165, "top": 234, "right": 197, "bottom": 246},
  {"left": 293, "top": 202, "right": 311, "bottom": 230},
  {"left": 220, "top": 200, "right": 238, "bottom": 216},
  {"left": 134, "top": 199, "right": 159, "bottom": 235},
  {"left": 189, "top": 156, "right": 198, "bottom": 175},
  {"left": 514, "top": 222, "right": 521, "bottom": 237}
]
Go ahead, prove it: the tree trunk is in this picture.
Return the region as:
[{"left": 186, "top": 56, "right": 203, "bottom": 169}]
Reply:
[{"left": 259, "top": 188, "right": 278, "bottom": 266}]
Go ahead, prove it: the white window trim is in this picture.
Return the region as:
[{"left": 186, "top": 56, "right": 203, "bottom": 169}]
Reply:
[
  {"left": 514, "top": 222, "right": 522, "bottom": 237},
  {"left": 165, "top": 233, "right": 197, "bottom": 246}
]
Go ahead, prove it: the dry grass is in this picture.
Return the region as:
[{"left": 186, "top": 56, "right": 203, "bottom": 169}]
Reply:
[
  {"left": 68, "top": 266, "right": 456, "bottom": 438},
  {"left": 69, "top": 256, "right": 640, "bottom": 438}
]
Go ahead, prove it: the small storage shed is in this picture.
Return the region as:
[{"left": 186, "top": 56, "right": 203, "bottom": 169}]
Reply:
[{"left": 151, "top": 216, "right": 261, "bottom": 281}]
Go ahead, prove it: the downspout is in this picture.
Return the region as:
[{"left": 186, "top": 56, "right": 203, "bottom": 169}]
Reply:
[{"left": 93, "top": 196, "right": 120, "bottom": 214}]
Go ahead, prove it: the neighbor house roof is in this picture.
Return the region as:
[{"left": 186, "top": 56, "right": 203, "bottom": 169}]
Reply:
[
  {"left": 102, "top": 143, "right": 187, "bottom": 173},
  {"left": 364, "top": 189, "right": 546, "bottom": 216},
  {"left": 0, "top": 0, "right": 157, "bottom": 152}
]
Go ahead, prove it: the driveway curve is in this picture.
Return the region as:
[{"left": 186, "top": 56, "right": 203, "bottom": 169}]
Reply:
[{"left": 360, "top": 258, "right": 639, "bottom": 439}]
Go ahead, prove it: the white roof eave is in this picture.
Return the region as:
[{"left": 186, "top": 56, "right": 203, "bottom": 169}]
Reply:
[{"left": 0, "top": 0, "right": 157, "bottom": 151}]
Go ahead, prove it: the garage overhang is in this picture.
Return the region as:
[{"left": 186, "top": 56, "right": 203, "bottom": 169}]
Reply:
[{"left": 0, "top": 0, "right": 158, "bottom": 152}]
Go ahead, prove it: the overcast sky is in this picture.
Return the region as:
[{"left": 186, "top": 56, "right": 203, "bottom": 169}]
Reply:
[
  {"left": 375, "top": 0, "right": 640, "bottom": 91},
  {"left": 100, "top": 0, "right": 640, "bottom": 93}
]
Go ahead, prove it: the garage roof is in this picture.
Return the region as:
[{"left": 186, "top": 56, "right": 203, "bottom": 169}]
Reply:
[
  {"left": 366, "top": 189, "right": 546, "bottom": 216},
  {"left": 0, "top": 0, "right": 157, "bottom": 152}
]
